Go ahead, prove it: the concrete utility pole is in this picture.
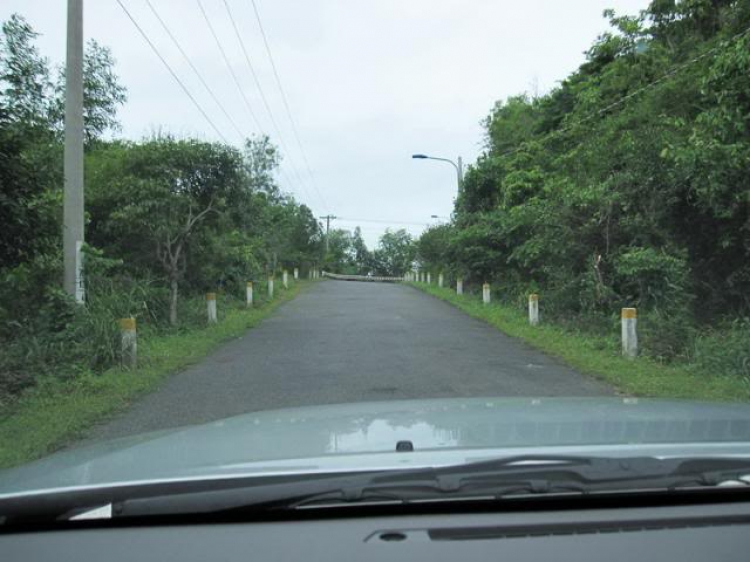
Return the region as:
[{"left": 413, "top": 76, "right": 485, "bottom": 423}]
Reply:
[
  {"left": 63, "top": 0, "right": 85, "bottom": 303},
  {"left": 319, "top": 214, "right": 337, "bottom": 253}
]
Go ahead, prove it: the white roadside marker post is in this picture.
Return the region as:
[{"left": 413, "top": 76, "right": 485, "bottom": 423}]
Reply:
[
  {"left": 622, "top": 308, "right": 638, "bottom": 359},
  {"left": 482, "top": 283, "right": 491, "bottom": 305},
  {"left": 206, "top": 293, "right": 217, "bottom": 324},
  {"left": 438, "top": 273, "right": 444, "bottom": 288},
  {"left": 457, "top": 278, "right": 463, "bottom": 295},
  {"left": 283, "top": 270, "right": 289, "bottom": 289},
  {"left": 529, "top": 294, "right": 539, "bottom": 326},
  {"left": 246, "top": 281, "right": 253, "bottom": 307},
  {"left": 119, "top": 317, "right": 137, "bottom": 368},
  {"left": 268, "top": 276, "right": 274, "bottom": 299},
  {"left": 294, "top": 267, "right": 299, "bottom": 280},
  {"left": 427, "top": 272, "right": 431, "bottom": 284}
]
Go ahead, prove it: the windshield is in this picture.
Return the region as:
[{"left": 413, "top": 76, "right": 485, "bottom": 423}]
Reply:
[{"left": 1, "top": 0, "right": 750, "bottom": 512}]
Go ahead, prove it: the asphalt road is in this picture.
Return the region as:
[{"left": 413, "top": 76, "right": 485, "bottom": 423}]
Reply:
[{"left": 85, "top": 280, "right": 613, "bottom": 442}]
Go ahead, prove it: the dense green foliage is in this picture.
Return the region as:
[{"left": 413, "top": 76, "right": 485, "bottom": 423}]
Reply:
[
  {"left": 417, "top": 0, "right": 750, "bottom": 369},
  {"left": 321, "top": 227, "right": 416, "bottom": 277},
  {"left": 0, "top": 15, "right": 324, "bottom": 405}
]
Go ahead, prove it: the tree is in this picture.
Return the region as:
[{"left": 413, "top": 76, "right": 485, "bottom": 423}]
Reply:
[
  {"left": 51, "top": 39, "right": 128, "bottom": 143},
  {"left": 87, "top": 137, "right": 245, "bottom": 325},
  {"left": 322, "top": 229, "right": 355, "bottom": 273},
  {"left": 351, "top": 226, "right": 371, "bottom": 274},
  {"left": 426, "top": 0, "right": 750, "bottom": 330},
  {"left": 372, "top": 229, "right": 415, "bottom": 276},
  {"left": 0, "top": 14, "right": 50, "bottom": 128}
]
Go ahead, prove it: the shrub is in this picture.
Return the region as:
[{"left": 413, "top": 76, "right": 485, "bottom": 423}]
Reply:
[{"left": 691, "top": 319, "right": 750, "bottom": 380}]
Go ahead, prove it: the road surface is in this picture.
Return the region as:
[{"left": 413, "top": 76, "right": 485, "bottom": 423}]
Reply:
[{"left": 85, "top": 280, "right": 613, "bottom": 442}]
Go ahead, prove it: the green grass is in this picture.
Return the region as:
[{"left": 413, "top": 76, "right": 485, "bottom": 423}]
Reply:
[
  {"left": 410, "top": 283, "right": 750, "bottom": 402},
  {"left": 0, "top": 282, "right": 308, "bottom": 470}
]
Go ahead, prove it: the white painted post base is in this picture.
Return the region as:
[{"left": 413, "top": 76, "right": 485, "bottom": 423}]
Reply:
[
  {"left": 482, "top": 283, "right": 491, "bottom": 305},
  {"left": 119, "top": 318, "right": 137, "bottom": 368},
  {"left": 622, "top": 308, "right": 638, "bottom": 359},
  {"left": 529, "top": 294, "right": 539, "bottom": 326},
  {"left": 457, "top": 278, "right": 463, "bottom": 295},
  {"left": 268, "top": 277, "right": 274, "bottom": 299},
  {"left": 294, "top": 267, "right": 299, "bottom": 280},
  {"left": 438, "top": 273, "right": 444, "bottom": 288},
  {"left": 206, "top": 293, "right": 217, "bottom": 324},
  {"left": 246, "top": 281, "right": 253, "bottom": 307},
  {"left": 283, "top": 270, "right": 289, "bottom": 289}
]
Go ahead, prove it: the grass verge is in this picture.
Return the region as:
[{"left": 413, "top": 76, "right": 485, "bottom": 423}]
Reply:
[
  {"left": 410, "top": 283, "right": 750, "bottom": 402},
  {"left": 0, "top": 282, "right": 307, "bottom": 469}
]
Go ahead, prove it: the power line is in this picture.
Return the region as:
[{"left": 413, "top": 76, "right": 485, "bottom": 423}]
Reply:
[
  {"left": 196, "top": 0, "right": 264, "bottom": 135},
  {"left": 221, "top": 0, "right": 319, "bottom": 210},
  {"left": 115, "top": 0, "right": 228, "bottom": 143},
  {"left": 247, "top": 0, "right": 330, "bottom": 211},
  {"left": 337, "top": 216, "right": 432, "bottom": 227},
  {"left": 196, "top": 0, "right": 308, "bottom": 203},
  {"left": 145, "top": 0, "right": 245, "bottom": 143}
]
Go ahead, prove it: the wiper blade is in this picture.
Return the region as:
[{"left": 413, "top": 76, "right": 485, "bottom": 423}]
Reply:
[
  {"left": 5, "top": 455, "right": 750, "bottom": 523},
  {"left": 112, "top": 455, "right": 750, "bottom": 516}
]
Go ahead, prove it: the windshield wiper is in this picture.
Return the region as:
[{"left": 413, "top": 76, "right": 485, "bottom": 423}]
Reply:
[
  {"left": 4, "top": 455, "right": 750, "bottom": 524},
  {"left": 112, "top": 455, "right": 750, "bottom": 518}
]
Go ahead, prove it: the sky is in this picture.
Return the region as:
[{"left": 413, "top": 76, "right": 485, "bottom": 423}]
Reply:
[{"left": 2, "top": 0, "right": 649, "bottom": 247}]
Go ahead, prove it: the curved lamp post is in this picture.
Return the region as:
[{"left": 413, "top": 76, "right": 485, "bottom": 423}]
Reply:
[{"left": 412, "top": 153, "right": 463, "bottom": 192}]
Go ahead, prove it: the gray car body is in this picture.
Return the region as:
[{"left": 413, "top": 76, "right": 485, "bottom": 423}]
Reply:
[{"left": 3, "top": 397, "right": 750, "bottom": 498}]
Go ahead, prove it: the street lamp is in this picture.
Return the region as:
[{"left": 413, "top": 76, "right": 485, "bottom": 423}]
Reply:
[{"left": 412, "top": 153, "right": 463, "bottom": 192}]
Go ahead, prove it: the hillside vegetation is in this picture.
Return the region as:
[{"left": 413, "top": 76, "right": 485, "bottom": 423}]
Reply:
[{"left": 417, "top": 1, "right": 750, "bottom": 378}]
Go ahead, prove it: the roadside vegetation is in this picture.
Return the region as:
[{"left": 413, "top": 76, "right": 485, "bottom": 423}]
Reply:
[
  {"left": 0, "top": 283, "right": 305, "bottom": 469},
  {"left": 0, "top": 15, "right": 326, "bottom": 411},
  {"left": 412, "top": 283, "right": 750, "bottom": 402},
  {"left": 414, "top": 1, "right": 750, "bottom": 385}
]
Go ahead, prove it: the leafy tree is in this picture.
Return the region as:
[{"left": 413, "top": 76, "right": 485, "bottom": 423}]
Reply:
[
  {"left": 372, "top": 229, "right": 415, "bottom": 276},
  {"left": 351, "top": 227, "right": 372, "bottom": 274},
  {"left": 425, "top": 0, "right": 750, "bottom": 349},
  {"left": 0, "top": 14, "right": 50, "bottom": 127},
  {"left": 50, "top": 40, "right": 128, "bottom": 143},
  {"left": 87, "top": 137, "right": 245, "bottom": 325},
  {"left": 322, "top": 229, "right": 355, "bottom": 273}
]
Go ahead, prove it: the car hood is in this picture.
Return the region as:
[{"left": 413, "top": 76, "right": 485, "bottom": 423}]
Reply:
[{"left": 3, "top": 397, "right": 750, "bottom": 496}]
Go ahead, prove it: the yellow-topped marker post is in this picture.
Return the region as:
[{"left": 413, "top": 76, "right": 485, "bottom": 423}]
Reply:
[
  {"left": 206, "top": 293, "right": 217, "bottom": 324},
  {"left": 119, "top": 317, "right": 137, "bottom": 368},
  {"left": 529, "top": 294, "right": 540, "bottom": 326},
  {"left": 621, "top": 308, "right": 638, "bottom": 359}
]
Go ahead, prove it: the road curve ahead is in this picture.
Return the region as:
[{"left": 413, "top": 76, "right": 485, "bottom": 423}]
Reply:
[{"left": 86, "top": 280, "right": 613, "bottom": 442}]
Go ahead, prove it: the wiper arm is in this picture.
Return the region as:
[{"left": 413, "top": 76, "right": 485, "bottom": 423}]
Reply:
[
  {"left": 5, "top": 455, "right": 750, "bottom": 523},
  {"left": 285, "top": 456, "right": 750, "bottom": 510},
  {"left": 114, "top": 455, "right": 750, "bottom": 516}
]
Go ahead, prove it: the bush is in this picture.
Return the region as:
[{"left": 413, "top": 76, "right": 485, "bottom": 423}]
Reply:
[{"left": 690, "top": 319, "right": 750, "bottom": 380}]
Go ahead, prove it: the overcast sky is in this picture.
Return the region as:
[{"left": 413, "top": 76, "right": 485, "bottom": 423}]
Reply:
[{"left": 2, "top": 0, "right": 648, "bottom": 246}]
